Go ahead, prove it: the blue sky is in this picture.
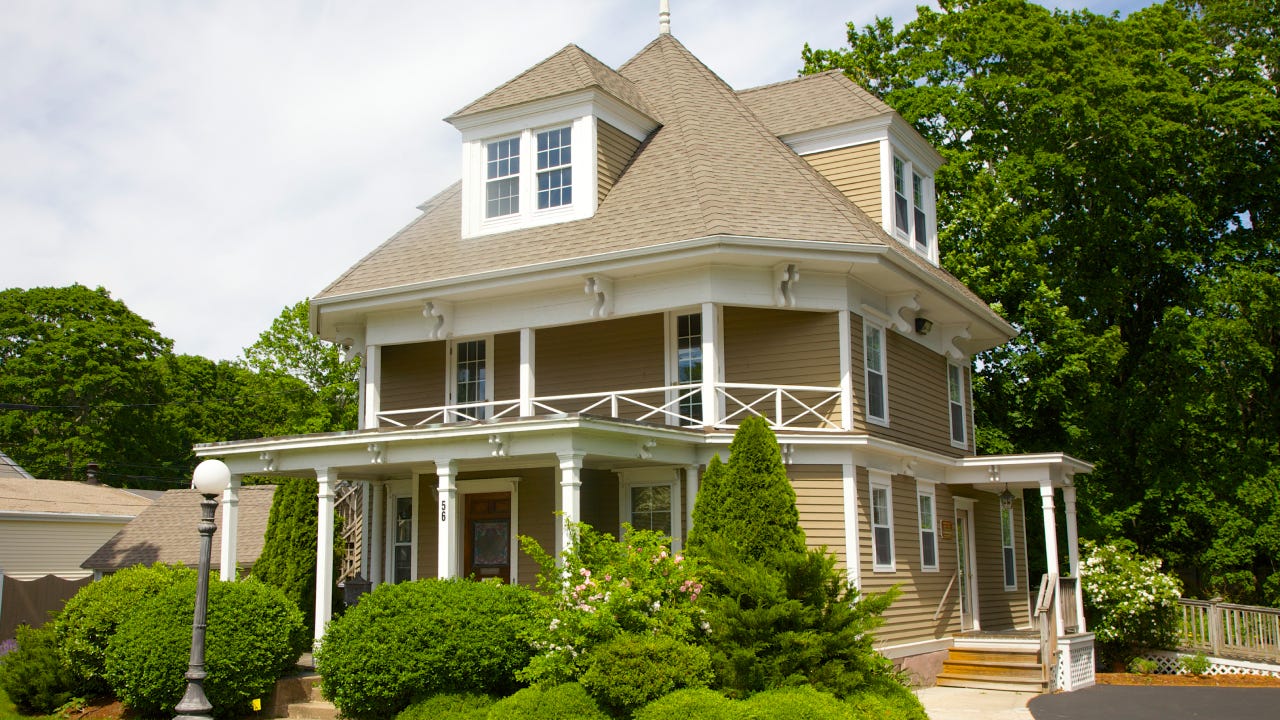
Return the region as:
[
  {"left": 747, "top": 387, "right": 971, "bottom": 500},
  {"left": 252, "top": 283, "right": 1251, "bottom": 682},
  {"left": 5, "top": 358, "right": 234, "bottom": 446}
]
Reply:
[{"left": 0, "top": 1, "right": 1151, "bottom": 360}]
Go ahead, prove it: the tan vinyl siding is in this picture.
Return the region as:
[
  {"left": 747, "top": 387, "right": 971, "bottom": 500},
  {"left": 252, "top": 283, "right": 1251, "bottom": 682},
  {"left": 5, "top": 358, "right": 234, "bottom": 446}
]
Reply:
[
  {"left": 381, "top": 342, "right": 445, "bottom": 425},
  {"left": 581, "top": 468, "right": 620, "bottom": 538},
  {"left": 723, "top": 307, "right": 842, "bottom": 428},
  {"left": 516, "top": 468, "right": 556, "bottom": 587},
  {"left": 968, "top": 493, "right": 1031, "bottom": 629},
  {"left": 868, "top": 331, "right": 965, "bottom": 457},
  {"left": 857, "top": 470, "right": 964, "bottom": 647},
  {"left": 493, "top": 332, "right": 520, "bottom": 402},
  {"left": 802, "top": 142, "right": 881, "bottom": 224},
  {"left": 790, "top": 465, "right": 846, "bottom": 569},
  {"left": 597, "top": 121, "right": 642, "bottom": 204},
  {"left": 415, "top": 478, "right": 437, "bottom": 581},
  {"left": 0, "top": 518, "right": 128, "bottom": 580},
  {"left": 535, "top": 315, "right": 665, "bottom": 420}
]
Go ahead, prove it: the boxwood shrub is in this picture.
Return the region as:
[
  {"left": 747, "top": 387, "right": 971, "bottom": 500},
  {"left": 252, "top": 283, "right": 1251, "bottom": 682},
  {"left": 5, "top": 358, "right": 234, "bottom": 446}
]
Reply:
[
  {"left": 55, "top": 562, "right": 195, "bottom": 693},
  {"left": 315, "top": 578, "right": 544, "bottom": 720},
  {"left": 844, "top": 678, "right": 928, "bottom": 720},
  {"left": 633, "top": 688, "right": 743, "bottom": 720},
  {"left": 487, "top": 682, "right": 609, "bottom": 720},
  {"left": 579, "top": 634, "right": 713, "bottom": 717},
  {"left": 0, "top": 623, "right": 77, "bottom": 715},
  {"left": 739, "top": 686, "right": 855, "bottom": 719},
  {"left": 103, "top": 576, "right": 307, "bottom": 718},
  {"left": 395, "top": 692, "right": 494, "bottom": 720}
]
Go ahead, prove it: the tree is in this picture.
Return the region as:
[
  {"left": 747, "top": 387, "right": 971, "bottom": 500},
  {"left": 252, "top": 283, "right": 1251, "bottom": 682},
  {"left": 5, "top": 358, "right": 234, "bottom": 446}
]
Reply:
[
  {"left": 802, "top": 0, "right": 1279, "bottom": 602},
  {"left": 242, "top": 299, "right": 359, "bottom": 431},
  {"left": 251, "top": 476, "right": 343, "bottom": 634},
  {"left": 0, "top": 285, "right": 170, "bottom": 481},
  {"left": 686, "top": 416, "right": 805, "bottom": 564}
]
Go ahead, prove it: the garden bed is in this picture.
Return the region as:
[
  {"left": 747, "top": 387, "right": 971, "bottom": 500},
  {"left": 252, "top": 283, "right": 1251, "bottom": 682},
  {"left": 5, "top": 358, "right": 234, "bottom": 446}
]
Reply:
[{"left": 1096, "top": 672, "right": 1280, "bottom": 688}]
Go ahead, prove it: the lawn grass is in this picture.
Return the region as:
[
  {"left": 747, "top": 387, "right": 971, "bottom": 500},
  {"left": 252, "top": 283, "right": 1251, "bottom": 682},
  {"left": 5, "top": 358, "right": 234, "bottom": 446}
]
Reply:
[{"left": 0, "top": 687, "right": 59, "bottom": 720}]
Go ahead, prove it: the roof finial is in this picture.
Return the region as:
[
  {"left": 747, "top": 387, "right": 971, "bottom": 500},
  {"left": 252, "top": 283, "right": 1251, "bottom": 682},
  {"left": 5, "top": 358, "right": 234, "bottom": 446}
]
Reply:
[{"left": 659, "top": 0, "right": 671, "bottom": 35}]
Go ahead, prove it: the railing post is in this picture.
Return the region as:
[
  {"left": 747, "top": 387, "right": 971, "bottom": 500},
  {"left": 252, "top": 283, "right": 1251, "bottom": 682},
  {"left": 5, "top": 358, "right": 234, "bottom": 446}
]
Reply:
[{"left": 1209, "top": 597, "right": 1223, "bottom": 656}]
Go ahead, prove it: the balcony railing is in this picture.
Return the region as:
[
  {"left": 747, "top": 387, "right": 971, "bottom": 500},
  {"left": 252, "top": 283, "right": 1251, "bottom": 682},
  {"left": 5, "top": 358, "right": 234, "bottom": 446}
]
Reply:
[{"left": 375, "top": 382, "right": 845, "bottom": 432}]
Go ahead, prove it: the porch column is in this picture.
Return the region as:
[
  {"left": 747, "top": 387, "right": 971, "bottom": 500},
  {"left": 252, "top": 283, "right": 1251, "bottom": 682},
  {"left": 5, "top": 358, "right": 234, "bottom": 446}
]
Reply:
[
  {"left": 519, "top": 328, "right": 536, "bottom": 417},
  {"left": 362, "top": 345, "right": 381, "bottom": 430},
  {"left": 315, "top": 468, "right": 336, "bottom": 645},
  {"left": 700, "top": 302, "right": 720, "bottom": 426},
  {"left": 1040, "top": 482, "right": 1064, "bottom": 631},
  {"left": 557, "top": 452, "right": 585, "bottom": 555},
  {"left": 842, "top": 461, "right": 861, "bottom": 589},
  {"left": 838, "top": 309, "right": 853, "bottom": 430},
  {"left": 1063, "top": 484, "right": 1086, "bottom": 632},
  {"left": 685, "top": 465, "right": 699, "bottom": 543},
  {"left": 218, "top": 474, "right": 241, "bottom": 581},
  {"left": 369, "top": 481, "right": 385, "bottom": 587},
  {"left": 436, "top": 460, "right": 458, "bottom": 578}
]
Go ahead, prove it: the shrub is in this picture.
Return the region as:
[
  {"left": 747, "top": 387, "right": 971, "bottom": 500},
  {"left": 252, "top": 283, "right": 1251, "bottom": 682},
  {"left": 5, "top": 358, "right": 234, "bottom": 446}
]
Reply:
[
  {"left": 701, "top": 538, "right": 896, "bottom": 698},
  {"left": 519, "top": 523, "right": 708, "bottom": 686},
  {"left": 315, "top": 578, "right": 543, "bottom": 720},
  {"left": 55, "top": 562, "right": 195, "bottom": 693},
  {"left": 395, "top": 692, "right": 494, "bottom": 720},
  {"left": 843, "top": 677, "right": 928, "bottom": 720},
  {"left": 104, "top": 577, "right": 307, "bottom": 718},
  {"left": 740, "top": 686, "right": 854, "bottom": 719},
  {"left": 579, "top": 634, "right": 713, "bottom": 716},
  {"left": 1127, "top": 657, "right": 1159, "bottom": 674},
  {"left": 252, "top": 477, "right": 345, "bottom": 634},
  {"left": 1179, "top": 652, "right": 1211, "bottom": 676},
  {"left": 633, "top": 688, "right": 743, "bottom": 720},
  {"left": 487, "top": 682, "right": 609, "bottom": 720},
  {"left": 0, "top": 623, "right": 77, "bottom": 714},
  {"left": 1079, "top": 540, "right": 1181, "bottom": 663}
]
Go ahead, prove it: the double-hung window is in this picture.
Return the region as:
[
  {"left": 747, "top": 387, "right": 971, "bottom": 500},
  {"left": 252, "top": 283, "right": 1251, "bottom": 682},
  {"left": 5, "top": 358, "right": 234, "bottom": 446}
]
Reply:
[
  {"left": 536, "top": 126, "right": 572, "bottom": 209},
  {"left": 864, "top": 322, "right": 887, "bottom": 425},
  {"left": 870, "top": 471, "right": 894, "bottom": 571},
  {"left": 918, "top": 483, "right": 938, "bottom": 571},
  {"left": 891, "top": 153, "right": 933, "bottom": 260},
  {"left": 393, "top": 495, "right": 413, "bottom": 583},
  {"left": 912, "top": 172, "right": 927, "bottom": 253},
  {"left": 485, "top": 137, "right": 521, "bottom": 218},
  {"left": 948, "top": 363, "right": 967, "bottom": 447},
  {"left": 1001, "top": 503, "right": 1017, "bottom": 589},
  {"left": 451, "top": 338, "right": 489, "bottom": 420},
  {"left": 474, "top": 124, "right": 577, "bottom": 231},
  {"left": 619, "top": 469, "right": 682, "bottom": 547},
  {"left": 673, "top": 313, "right": 703, "bottom": 424},
  {"left": 629, "top": 484, "right": 673, "bottom": 535}
]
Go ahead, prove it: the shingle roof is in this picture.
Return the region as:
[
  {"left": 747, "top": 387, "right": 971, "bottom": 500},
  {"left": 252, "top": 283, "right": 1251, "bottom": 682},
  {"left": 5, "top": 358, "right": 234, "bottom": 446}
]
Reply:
[
  {"left": 0, "top": 477, "right": 153, "bottom": 517},
  {"left": 448, "top": 44, "right": 655, "bottom": 121},
  {"left": 314, "top": 35, "right": 986, "bottom": 312},
  {"left": 80, "top": 486, "right": 275, "bottom": 572},
  {"left": 737, "top": 70, "right": 894, "bottom": 137},
  {"left": 0, "top": 451, "right": 33, "bottom": 480}
]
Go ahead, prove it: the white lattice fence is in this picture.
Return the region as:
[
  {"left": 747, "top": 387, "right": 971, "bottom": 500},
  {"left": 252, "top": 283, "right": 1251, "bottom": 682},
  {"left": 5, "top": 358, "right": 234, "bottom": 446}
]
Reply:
[{"left": 1139, "top": 649, "right": 1280, "bottom": 678}]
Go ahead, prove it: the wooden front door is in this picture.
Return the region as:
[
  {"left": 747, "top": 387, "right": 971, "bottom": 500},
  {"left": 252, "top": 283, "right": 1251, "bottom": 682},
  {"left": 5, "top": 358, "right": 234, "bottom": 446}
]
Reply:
[{"left": 464, "top": 492, "right": 511, "bottom": 582}]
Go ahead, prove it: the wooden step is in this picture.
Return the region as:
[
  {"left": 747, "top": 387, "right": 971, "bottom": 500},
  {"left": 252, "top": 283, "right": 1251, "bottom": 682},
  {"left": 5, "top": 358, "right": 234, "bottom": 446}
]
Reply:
[
  {"left": 935, "top": 675, "right": 1048, "bottom": 693},
  {"left": 934, "top": 643, "right": 1049, "bottom": 693},
  {"left": 286, "top": 699, "right": 339, "bottom": 720},
  {"left": 941, "top": 659, "right": 1043, "bottom": 679}
]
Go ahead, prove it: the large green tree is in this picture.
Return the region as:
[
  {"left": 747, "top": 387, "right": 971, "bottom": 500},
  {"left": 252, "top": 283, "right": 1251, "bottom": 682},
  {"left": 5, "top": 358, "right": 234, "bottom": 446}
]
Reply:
[{"left": 803, "top": 0, "right": 1279, "bottom": 603}]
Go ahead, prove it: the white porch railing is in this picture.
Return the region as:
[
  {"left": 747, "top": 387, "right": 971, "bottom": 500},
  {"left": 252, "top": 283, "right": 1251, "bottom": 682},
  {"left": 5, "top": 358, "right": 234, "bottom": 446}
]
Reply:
[
  {"left": 1179, "top": 598, "right": 1280, "bottom": 663},
  {"left": 374, "top": 382, "right": 844, "bottom": 431}
]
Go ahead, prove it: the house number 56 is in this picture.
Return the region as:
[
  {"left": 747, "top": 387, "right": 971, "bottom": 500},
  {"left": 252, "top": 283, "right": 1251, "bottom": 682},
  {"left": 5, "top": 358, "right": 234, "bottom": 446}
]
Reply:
[{"left": 440, "top": 500, "right": 447, "bottom": 522}]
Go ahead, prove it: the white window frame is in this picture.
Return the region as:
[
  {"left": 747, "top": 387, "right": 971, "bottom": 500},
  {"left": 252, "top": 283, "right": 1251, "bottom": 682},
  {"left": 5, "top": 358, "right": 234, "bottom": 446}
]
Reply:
[
  {"left": 448, "top": 335, "right": 494, "bottom": 421},
  {"left": 385, "top": 478, "right": 416, "bottom": 584},
  {"left": 1001, "top": 502, "right": 1018, "bottom": 590},
  {"left": 869, "top": 470, "right": 895, "bottom": 572},
  {"left": 484, "top": 134, "right": 522, "bottom": 219},
  {"left": 948, "top": 362, "right": 968, "bottom": 448},
  {"left": 917, "top": 480, "right": 939, "bottom": 572},
  {"left": 618, "top": 468, "right": 683, "bottom": 550},
  {"left": 535, "top": 125, "right": 573, "bottom": 210},
  {"left": 884, "top": 146, "right": 937, "bottom": 264},
  {"left": 665, "top": 310, "right": 705, "bottom": 426},
  {"left": 863, "top": 321, "right": 889, "bottom": 426}
]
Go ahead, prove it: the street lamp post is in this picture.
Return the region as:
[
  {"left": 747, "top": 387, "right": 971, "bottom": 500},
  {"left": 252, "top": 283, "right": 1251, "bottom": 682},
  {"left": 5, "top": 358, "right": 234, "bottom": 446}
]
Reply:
[{"left": 174, "top": 459, "right": 231, "bottom": 720}]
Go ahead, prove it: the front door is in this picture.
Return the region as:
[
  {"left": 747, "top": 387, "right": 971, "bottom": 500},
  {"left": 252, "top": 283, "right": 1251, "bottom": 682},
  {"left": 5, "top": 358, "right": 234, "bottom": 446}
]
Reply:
[
  {"left": 955, "top": 506, "right": 980, "bottom": 631},
  {"left": 464, "top": 492, "right": 511, "bottom": 581}
]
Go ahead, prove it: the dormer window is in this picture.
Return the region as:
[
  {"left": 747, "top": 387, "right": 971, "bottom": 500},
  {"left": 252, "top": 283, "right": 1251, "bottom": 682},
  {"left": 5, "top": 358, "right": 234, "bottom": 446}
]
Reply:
[
  {"left": 536, "top": 127, "right": 572, "bottom": 209},
  {"left": 890, "top": 152, "right": 935, "bottom": 261},
  {"left": 486, "top": 137, "right": 521, "bottom": 218}
]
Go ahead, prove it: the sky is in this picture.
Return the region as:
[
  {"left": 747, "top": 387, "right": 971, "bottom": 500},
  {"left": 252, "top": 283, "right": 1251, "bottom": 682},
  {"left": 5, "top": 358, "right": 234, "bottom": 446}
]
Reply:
[{"left": 1, "top": 0, "right": 1150, "bottom": 362}]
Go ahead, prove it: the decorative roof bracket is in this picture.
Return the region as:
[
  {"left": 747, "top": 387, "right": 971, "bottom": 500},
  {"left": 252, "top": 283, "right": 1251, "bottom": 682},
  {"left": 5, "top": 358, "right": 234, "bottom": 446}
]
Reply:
[
  {"left": 886, "top": 293, "right": 920, "bottom": 334},
  {"left": 584, "top": 275, "right": 614, "bottom": 318},
  {"left": 423, "top": 300, "right": 454, "bottom": 340},
  {"left": 334, "top": 323, "right": 365, "bottom": 363},
  {"left": 775, "top": 263, "right": 799, "bottom": 308},
  {"left": 259, "top": 451, "right": 277, "bottom": 472},
  {"left": 367, "top": 442, "right": 386, "bottom": 464},
  {"left": 489, "top": 433, "right": 510, "bottom": 458},
  {"left": 940, "top": 324, "right": 972, "bottom": 361}
]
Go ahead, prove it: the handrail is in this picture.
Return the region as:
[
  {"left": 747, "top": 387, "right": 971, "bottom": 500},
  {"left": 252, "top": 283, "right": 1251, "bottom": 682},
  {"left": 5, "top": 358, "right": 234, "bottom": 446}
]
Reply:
[
  {"left": 1178, "top": 598, "right": 1280, "bottom": 662},
  {"left": 933, "top": 571, "right": 958, "bottom": 620},
  {"left": 1036, "top": 573, "right": 1059, "bottom": 688}
]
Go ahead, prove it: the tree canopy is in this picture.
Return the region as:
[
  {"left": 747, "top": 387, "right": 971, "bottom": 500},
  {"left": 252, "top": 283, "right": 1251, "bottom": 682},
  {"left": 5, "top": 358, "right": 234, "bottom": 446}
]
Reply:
[{"left": 803, "top": 0, "right": 1279, "bottom": 603}]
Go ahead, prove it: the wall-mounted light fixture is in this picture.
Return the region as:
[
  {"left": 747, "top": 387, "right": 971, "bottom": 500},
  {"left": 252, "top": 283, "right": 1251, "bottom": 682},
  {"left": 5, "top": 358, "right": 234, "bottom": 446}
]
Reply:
[{"left": 915, "top": 316, "right": 934, "bottom": 335}]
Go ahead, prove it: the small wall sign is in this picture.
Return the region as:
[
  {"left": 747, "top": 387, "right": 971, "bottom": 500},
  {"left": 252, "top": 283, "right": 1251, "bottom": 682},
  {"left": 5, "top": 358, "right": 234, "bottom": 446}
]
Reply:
[{"left": 940, "top": 519, "right": 954, "bottom": 540}]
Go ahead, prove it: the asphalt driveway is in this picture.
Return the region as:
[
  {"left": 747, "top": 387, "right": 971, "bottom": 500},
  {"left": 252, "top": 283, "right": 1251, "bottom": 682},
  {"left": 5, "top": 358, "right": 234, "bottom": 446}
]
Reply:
[{"left": 1029, "top": 685, "right": 1280, "bottom": 719}]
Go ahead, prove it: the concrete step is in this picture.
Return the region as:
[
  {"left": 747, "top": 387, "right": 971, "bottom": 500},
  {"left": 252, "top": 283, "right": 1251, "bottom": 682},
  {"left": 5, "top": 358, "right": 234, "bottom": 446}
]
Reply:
[
  {"left": 935, "top": 674, "right": 1048, "bottom": 692},
  {"left": 286, "top": 700, "right": 339, "bottom": 720}
]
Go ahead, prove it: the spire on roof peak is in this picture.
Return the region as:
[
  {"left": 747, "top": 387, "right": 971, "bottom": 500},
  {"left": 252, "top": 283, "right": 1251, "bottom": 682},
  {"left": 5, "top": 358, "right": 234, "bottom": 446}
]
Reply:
[{"left": 659, "top": 0, "right": 671, "bottom": 35}]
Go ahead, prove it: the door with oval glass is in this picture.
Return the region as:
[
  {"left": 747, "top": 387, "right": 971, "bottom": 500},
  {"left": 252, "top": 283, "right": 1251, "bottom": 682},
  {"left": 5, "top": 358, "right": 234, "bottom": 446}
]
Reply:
[{"left": 464, "top": 492, "right": 511, "bottom": 582}]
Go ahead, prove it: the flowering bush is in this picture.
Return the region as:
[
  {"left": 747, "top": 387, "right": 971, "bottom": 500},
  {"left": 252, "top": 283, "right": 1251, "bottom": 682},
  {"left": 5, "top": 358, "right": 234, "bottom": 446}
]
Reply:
[
  {"left": 518, "top": 522, "right": 708, "bottom": 686},
  {"left": 1079, "top": 540, "right": 1181, "bottom": 663}
]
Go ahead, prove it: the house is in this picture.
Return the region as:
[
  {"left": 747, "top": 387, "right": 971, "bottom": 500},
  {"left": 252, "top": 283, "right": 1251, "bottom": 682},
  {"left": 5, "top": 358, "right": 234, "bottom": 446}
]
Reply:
[
  {"left": 80, "top": 485, "right": 276, "bottom": 579},
  {"left": 0, "top": 461, "right": 153, "bottom": 639},
  {"left": 196, "top": 17, "right": 1095, "bottom": 690}
]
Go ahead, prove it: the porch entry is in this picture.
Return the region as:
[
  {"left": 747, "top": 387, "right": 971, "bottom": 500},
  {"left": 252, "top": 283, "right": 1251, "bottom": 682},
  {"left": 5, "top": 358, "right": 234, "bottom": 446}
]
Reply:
[
  {"left": 954, "top": 499, "right": 979, "bottom": 631},
  {"left": 464, "top": 492, "right": 511, "bottom": 582}
]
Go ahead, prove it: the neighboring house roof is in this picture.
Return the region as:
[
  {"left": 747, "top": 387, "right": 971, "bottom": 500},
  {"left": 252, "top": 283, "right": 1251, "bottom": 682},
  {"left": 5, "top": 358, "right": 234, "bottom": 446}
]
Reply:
[
  {"left": 737, "top": 69, "right": 894, "bottom": 137},
  {"left": 317, "top": 35, "right": 927, "bottom": 301},
  {"left": 81, "top": 486, "right": 276, "bottom": 572},
  {"left": 0, "top": 451, "right": 34, "bottom": 480},
  {"left": 0, "top": 477, "right": 153, "bottom": 519}
]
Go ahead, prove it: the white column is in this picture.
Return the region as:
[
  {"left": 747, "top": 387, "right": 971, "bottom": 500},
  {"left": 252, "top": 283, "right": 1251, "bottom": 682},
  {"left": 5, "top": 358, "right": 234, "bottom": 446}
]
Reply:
[
  {"left": 1063, "top": 484, "right": 1085, "bottom": 632},
  {"left": 362, "top": 345, "right": 381, "bottom": 430},
  {"left": 218, "top": 474, "right": 241, "bottom": 581},
  {"left": 838, "top": 309, "right": 853, "bottom": 430},
  {"left": 558, "top": 452, "right": 585, "bottom": 555},
  {"left": 842, "top": 461, "right": 861, "bottom": 589},
  {"left": 700, "top": 302, "right": 720, "bottom": 426},
  {"left": 685, "top": 464, "right": 699, "bottom": 543},
  {"left": 436, "top": 460, "right": 458, "bottom": 578},
  {"left": 369, "top": 481, "right": 385, "bottom": 587},
  {"left": 315, "top": 468, "right": 336, "bottom": 645},
  {"left": 520, "top": 328, "right": 536, "bottom": 417},
  {"left": 1040, "top": 482, "right": 1063, "bottom": 632}
]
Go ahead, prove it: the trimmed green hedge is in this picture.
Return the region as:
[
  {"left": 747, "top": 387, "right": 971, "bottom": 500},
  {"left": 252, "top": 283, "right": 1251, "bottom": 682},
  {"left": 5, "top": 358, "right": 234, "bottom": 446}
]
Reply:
[
  {"left": 633, "top": 688, "right": 743, "bottom": 720},
  {"left": 579, "top": 634, "right": 713, "bottom": 716},
  {"left": 395, "top": 692, "right": 494, "bottom": 720},
  {"left": 316, "top": 579, "right": 544, "bottom": 720},
  {"left": 487, "top": 683, "right": 609, "bottom": 719},
  {"left": 0, "top": 623, "right": 76, "bottom": 714},
  {"left": 740, "top": 686, "right": 854, "bottom": 719}
]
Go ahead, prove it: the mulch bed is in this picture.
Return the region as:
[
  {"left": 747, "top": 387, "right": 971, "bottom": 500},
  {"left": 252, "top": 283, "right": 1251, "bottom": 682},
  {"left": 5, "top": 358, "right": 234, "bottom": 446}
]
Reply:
[{"left": 1096, "top": 672, "right": 1280, "bottom": 687}]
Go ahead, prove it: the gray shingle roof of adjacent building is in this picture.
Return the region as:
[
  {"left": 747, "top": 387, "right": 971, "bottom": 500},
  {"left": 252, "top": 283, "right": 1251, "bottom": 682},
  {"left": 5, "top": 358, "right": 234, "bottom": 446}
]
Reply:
[
  {"left": 0, "top": 477, "right": 153, "bottom": 517},
  {"left": 81, "top": 486, "right": 276, "bottom": 573},
  {"left": 0, "top": 451, "right": 34, "bottom": 480}
]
